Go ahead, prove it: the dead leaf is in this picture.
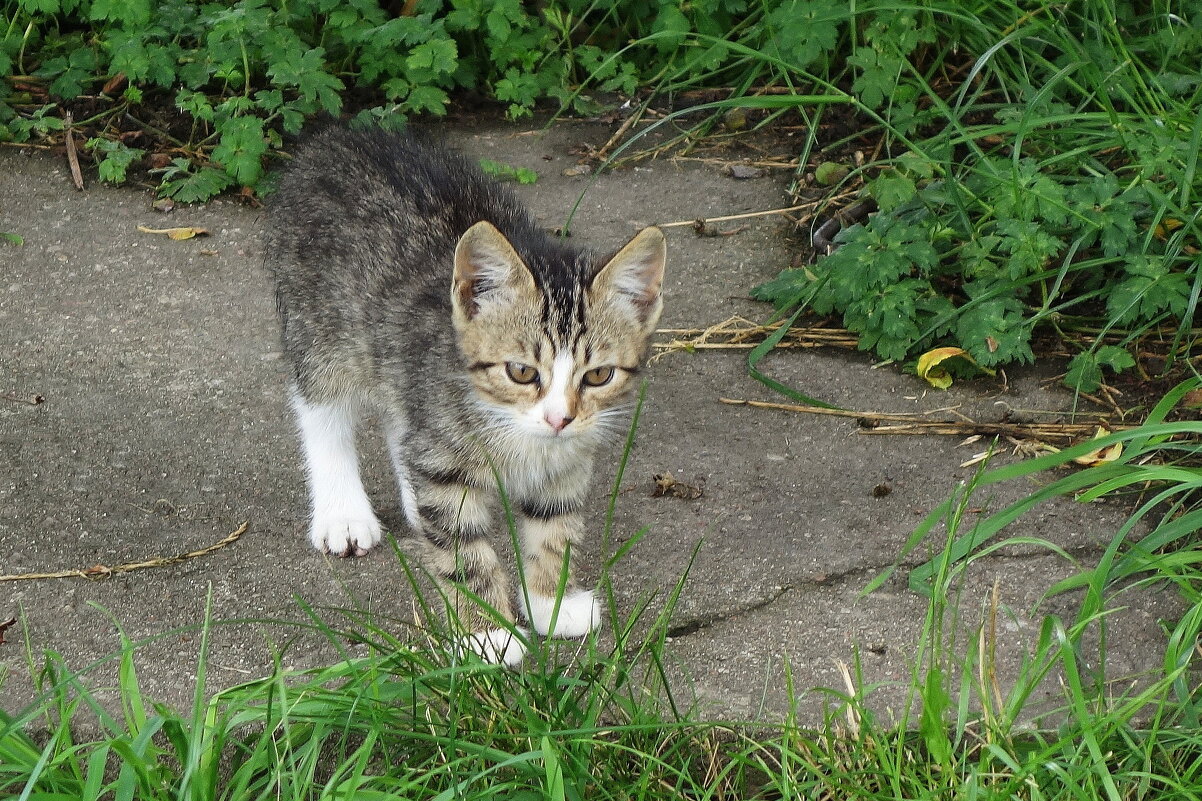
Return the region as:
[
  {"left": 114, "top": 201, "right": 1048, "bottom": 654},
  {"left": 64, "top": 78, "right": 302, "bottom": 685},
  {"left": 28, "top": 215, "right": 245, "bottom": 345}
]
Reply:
[
  {"left": 138, "top": 225, "right": 209, "bottom": 241},
  {"left": 1072, "top": 427, "right": 1123, "bottom": 467},
  {"left": 0, "top": 616, "right": 15, "bottom": 645},
  {"left": 1154, "top": 218, "right": 1184, "bottom": 239},
  {"left": 651, "top": 472, "right": 704, "bottom": 500},
  {"left": 916, "top": 346, "right": 994, "bottom": 389},
  {"left": 1181, "top": 389, "right": 1202, "bottom": 409},
  {"left": 562, "top": 164, "right": 591, "bottom": 177},
  {"left": 102, "top": 72, "right": 127, "bottom": 95}
]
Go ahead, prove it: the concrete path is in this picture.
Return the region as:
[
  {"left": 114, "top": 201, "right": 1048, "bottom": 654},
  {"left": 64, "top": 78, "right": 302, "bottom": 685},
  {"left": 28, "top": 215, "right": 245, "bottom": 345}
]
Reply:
[{"left": 0, "top": 120, "right": 1176, "bottom": 723}]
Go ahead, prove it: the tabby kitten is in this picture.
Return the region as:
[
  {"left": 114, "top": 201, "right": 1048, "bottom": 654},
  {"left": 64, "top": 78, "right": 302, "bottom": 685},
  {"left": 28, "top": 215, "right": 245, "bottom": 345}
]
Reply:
[{"left": 264, "top": 127, "right": 666, "bottom": 666}]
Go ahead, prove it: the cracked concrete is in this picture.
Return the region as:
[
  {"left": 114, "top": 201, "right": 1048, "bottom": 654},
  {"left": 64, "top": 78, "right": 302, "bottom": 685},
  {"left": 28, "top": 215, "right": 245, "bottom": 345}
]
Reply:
[{"left": 0, "top": 118, "right": 1180, "bottom": 724}]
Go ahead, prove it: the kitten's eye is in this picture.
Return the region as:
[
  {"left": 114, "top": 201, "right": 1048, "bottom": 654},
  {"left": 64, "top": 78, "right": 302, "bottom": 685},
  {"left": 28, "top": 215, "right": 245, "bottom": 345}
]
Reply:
[
  {"left": 582, "top": 366, "right": 615, "bottom": 387},
  {"left": 505, "top": 362, "right": 539, "bottom": 385}
]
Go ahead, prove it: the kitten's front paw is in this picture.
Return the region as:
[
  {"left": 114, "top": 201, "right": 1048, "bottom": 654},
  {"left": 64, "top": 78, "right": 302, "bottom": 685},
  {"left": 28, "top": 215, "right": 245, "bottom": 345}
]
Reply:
[
  {"left": 310, "top": 513, "right": 382, "bottom": 557},
  {"left": 521, "top": 589, "right": 601, "bottom": 638},
  {"left": 458, "top": 628, "right": 528, "bottom": 667}
]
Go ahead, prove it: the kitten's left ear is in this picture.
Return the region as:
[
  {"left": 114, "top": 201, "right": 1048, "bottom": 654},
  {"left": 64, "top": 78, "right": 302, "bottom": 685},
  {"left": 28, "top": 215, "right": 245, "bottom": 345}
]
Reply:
[{"left": 591, "top": 226, "right": 666, "bottom": 326}]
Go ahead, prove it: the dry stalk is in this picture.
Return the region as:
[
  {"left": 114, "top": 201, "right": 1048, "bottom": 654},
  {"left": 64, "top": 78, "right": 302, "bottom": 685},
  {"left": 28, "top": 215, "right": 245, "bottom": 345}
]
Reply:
[
  {"left": 652, "top": 315, "right": 858, "bottom": 361},
  {"left": 0, "top": 521, "right": 248, "bottom": 582},
  {"left": 720, "top": 398, "right": 1134, "bottom": 445},
  {"left": 659, "top": 202, "right": 822, "bottom": 229}
]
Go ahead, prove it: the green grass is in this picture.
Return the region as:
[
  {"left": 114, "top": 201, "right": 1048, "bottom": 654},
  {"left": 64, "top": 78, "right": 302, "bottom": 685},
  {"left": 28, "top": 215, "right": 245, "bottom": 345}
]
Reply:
[{"left": 5, "top": 382, "right": 1202, "bottom": 799}]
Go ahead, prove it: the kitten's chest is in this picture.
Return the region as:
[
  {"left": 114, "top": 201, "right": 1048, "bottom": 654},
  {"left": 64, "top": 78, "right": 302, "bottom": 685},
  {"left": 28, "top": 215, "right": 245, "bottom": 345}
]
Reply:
[{"left": 492, "top": 438, "right": 594, "bottom": 500}]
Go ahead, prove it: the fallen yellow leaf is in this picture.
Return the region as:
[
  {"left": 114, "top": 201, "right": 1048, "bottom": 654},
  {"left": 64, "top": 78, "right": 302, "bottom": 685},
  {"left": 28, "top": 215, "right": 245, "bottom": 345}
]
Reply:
[
  {"left": 137, "top": 225, "right": 209, "bottom": 240},
  {"left": 1154, "top": 218, "right": 1183, "bottom": 239},
  {"left": 916, "top": 346, "right": 994, "bottom": 389},
  {"left": 1072, "top": 427, "right": 1123, "bottom": 467}
]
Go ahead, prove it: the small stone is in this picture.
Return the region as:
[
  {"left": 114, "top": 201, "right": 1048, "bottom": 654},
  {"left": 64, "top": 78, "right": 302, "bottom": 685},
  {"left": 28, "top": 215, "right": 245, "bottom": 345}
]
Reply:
[{"left": 727, "top": 164, "right": 763, "bottom": 180}]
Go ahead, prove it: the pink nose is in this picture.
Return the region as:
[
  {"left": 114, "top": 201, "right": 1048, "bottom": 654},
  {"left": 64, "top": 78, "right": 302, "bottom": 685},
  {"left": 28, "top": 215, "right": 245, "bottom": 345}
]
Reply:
[{"left": 545, "top": 413, "right": 574, "bottom": 433}]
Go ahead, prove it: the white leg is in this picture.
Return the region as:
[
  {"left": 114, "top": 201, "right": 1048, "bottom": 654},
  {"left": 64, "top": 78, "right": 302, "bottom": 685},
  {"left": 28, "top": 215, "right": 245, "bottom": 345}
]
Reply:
[
  {"left": 384, "top": 424, "right": 419, "bottom": 530},
  {"left": 290, "top": 389, "right": 381, "bottom": 557},
  {"left": 520, "top": 589, "right": 601, "bottom": 638},
  {"left": 458, "top": 628, "right": 529, "bottom": 668}
]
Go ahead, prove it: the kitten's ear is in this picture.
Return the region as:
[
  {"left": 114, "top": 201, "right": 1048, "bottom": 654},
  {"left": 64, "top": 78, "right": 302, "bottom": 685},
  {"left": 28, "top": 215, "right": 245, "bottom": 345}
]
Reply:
[
  {"left": 452, "top": 221, "right": 536, "bottom": 321},
  {"left": 591, "top": 226, "right": 666, "bottom": 326}
]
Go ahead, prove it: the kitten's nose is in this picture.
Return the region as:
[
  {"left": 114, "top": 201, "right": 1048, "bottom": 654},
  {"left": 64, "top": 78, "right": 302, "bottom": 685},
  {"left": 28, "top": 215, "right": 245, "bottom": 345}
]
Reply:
[{"left": 545, "top": 413, "right": 574, "bottom": 433}]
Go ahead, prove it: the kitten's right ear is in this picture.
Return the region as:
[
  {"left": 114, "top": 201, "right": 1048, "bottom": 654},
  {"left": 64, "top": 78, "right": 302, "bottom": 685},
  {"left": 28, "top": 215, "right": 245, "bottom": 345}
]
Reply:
[{"left": 452, "top": 221, "right": 535, "bottom": 322}]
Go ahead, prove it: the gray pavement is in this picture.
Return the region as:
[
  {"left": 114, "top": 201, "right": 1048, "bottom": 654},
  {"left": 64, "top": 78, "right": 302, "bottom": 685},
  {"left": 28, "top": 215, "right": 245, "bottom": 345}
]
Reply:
[{"left": 0, "top": 120, "right": 1177, "bottom": 723}]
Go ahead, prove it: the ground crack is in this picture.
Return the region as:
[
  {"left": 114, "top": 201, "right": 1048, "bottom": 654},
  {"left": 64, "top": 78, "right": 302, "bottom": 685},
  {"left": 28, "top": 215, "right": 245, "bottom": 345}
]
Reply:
[{"left": 665, "top": 542, "right": 1113, "bottom": 639}]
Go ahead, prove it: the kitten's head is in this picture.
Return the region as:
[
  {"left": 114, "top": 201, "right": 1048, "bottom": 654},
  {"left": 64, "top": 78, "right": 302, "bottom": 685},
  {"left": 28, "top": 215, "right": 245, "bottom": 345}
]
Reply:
[{"left": 451, "top": 221, "right": 666, "bottom": 445}]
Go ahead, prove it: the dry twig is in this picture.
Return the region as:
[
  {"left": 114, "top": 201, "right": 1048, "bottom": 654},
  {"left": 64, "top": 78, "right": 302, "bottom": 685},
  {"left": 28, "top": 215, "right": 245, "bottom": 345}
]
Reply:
[
  {"left": 660, "top": 202, "right": 821, "bottom": 229},
  {"left": 0, "top": 521, "right": 249, "bottom": 582},
  {"left": 720, "top": 397, "right": 1135, "bottom": 445},
  {"left": 653, "top": 315, "right": 858, "bottom": 361},
  {"left": 64, "top": 111, "right": 84, "bottom": 190}
]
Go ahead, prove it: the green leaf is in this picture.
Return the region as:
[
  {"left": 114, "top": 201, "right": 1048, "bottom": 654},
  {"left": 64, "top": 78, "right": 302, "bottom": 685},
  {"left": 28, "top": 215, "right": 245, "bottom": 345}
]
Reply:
[
  {"left": 19, "top": 0, "right": 60, "bottom": 13},
  {"left": 869, "top": 172, "right": 916, "bottom": 212},
  {"left": 403, "top": 85, "right": 448, "bottom": 115},
  {"left": 1106, "top": 257, "right": 1191, "bottom": 324},
  {"left": 1, "top": 232, "right": 23, "bottom": 246},
  {"left": 765, "top": 0, "right": 840, "bottom": 70},
  {"left": 651, "top": 4, "right": 691, "bottom": 50},
  {"left": 89, "top": 0, "right": 150, "bottom": 27},
  {"left": 39, "top": 47, "right": 98, "bottom": 99},
  {"left": 407, "top": 38, "right": 457, "bottom": 75},
  {"left": 176, "top": 89, "right": 214, "bottom": 121},
  {"left": 267, "top": 47, "right": 344, "bottom": 114},
  {"left": 848, "top": 44, "right": 901, "bottom": 110},
  {"left": 843, "top": 278, "right": 935, "bottom": 361},
  {"left": 1065, "top": 346, "right": 1136, "bottom": 393},
  {"left": 159, "top": 165, "right": 234, "bottom": 203},
  {"left": 211, "top": 116, "right": 267, "bottom": 186},
  {"left": 86, "top": 137, "right": 144, "bottom": 184},
  {"left": 954, "top": 295, "right": 1033, "bottom": 367}
]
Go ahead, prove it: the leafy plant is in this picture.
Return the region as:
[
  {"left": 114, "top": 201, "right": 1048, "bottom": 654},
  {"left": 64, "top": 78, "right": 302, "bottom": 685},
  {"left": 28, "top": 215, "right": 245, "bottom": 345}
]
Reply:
[{"left": 747, "top": 1, "right": 1202, "bottom": 392}]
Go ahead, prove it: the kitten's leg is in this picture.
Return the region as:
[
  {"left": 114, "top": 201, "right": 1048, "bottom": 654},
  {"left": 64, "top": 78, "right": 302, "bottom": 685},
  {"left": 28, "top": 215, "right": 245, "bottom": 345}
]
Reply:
[
  {"left": 411, "top": 476, "right": 525, "bottom": 666},
  {"left": 515, "top": 485, "right": 601, "bottom": 639},
  {"left": 383, "top": 422, "right": 419, "bottom": 530},
  {"left": 290, "top": 388, "right": 381, "bottom": 557}
]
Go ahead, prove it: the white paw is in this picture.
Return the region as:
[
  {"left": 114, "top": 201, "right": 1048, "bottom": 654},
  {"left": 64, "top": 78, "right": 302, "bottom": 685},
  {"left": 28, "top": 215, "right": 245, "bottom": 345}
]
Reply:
[
  {"left": 310, "top": 512, "right": 382, "bottom": 557},
  {"left": 521, "top": 590, "right": 601, "bottom": 638},
  {"left": 458, "top": 628, "right": 528, "bottom": 667}
]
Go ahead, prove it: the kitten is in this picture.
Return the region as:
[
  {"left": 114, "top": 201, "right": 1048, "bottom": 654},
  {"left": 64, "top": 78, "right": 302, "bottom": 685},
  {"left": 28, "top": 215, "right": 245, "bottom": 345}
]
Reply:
[{"left": 263, "top": 127, "right": 666, "bottom": 665}]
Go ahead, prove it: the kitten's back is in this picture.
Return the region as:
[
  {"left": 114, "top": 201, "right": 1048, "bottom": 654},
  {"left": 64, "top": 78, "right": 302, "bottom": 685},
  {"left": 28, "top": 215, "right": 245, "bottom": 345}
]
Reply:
[{"left": 265, "top": 127, "right": 579, "bottom": 290}]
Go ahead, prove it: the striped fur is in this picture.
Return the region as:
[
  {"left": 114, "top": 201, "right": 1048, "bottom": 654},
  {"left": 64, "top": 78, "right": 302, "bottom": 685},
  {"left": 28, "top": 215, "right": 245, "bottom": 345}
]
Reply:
[{"left": 264, "top": 127, "right": 665, "bottom": 661}]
